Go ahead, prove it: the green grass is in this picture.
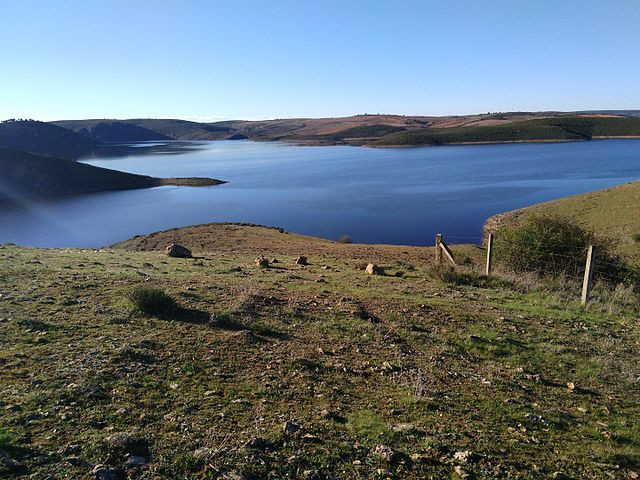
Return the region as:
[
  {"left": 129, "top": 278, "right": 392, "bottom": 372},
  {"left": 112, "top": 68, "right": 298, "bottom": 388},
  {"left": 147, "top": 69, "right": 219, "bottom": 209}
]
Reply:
[{"left": 0, "top": 240, "right": 638, "bottom": 479}]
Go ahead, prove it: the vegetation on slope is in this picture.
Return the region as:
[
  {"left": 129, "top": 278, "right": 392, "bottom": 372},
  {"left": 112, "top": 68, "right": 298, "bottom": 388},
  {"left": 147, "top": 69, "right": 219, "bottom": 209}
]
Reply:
[
  {"left": 0, "top": 120, "right": 96, "bottom": 160},
  {"left": 1, "top": 224, "right": 638, "bottom": 479},
  {"left": 0, "top": 147, "right": 224, "bottom": 201},
  {"left": 371, "top": 116, "right": 640, "bottom": 146},
  {"left": 487, "top": 181, "right": 640, "bottom": 266}
]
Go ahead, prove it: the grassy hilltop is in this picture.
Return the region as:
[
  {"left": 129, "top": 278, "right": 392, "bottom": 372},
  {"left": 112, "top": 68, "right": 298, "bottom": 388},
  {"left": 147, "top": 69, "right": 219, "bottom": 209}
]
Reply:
[
  {"left": 1, "top": 224, "right": 639, "bottom": 479},
  {"left": 488, "top": 181, "right": 640, "bottom": 267}
]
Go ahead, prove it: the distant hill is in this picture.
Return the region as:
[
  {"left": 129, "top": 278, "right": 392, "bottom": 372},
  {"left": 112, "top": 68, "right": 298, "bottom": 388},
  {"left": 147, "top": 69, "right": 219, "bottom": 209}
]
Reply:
[
  {"left": 0, "top": 147, "right": 224, "bottom": 202},
  {"left": 370, "top": 115, "right": 640, "bottom": 146},
  {"left": 48, "top": 112, "right": 640, "bottom": 147},
  {"left": 0, "top": 120, "right": 96, "bottom": 160},
  {"left": 55, "top": 120, "right": 172, "bottom": 143},
  {"left": 53, "top": 118, "right": 234, "bottom": 142}
]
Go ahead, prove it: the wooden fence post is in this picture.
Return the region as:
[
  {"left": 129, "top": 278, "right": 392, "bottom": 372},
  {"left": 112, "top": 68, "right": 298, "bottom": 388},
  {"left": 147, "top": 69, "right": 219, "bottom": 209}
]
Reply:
[
  {"left": 485, "top": 232, "right": 494, "bottom": 276},
  {"left": 435, "top": 234, "right": 442, "bottom": 265},
  {"left": 581, "top": 245, "right": 595, "bottom": 305}
]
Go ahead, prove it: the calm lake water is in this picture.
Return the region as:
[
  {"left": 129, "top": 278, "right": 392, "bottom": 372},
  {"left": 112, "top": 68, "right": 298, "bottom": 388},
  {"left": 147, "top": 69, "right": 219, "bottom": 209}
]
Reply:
[{"left": 1, "top": 139, "right": 639, "bottom": 247}]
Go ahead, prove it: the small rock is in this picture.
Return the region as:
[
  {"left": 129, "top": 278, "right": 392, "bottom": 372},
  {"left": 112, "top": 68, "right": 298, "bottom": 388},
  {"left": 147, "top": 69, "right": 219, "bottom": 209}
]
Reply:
[
  {"left": 303, "top": 470, "right": 321, "bottom": 480},
  {"left": 392, "top": 423, "right": 415, "bottom": 433},
  {"left": 283, "top": 420, "right": 301, "bottom": 436},
  {"left": 165, "top": 244, "right": 192, "bottom": 258},
  {"left": 454, "top": 465, "right": 470, "bottom": 479},
  {"left": 295, "top": 256, "right": 308, "bottom": 265},
  {"left": 365, "top": 263, "right": 384, "bottom": 275},
  {"left": 125, "top": 456, "right": 148, "bottom": 467},
  {"left": 223, "top": 472, "right": 246, "bottom": 480},
  {"left": 372, "top": 444, "right": 393, "bottom": 461},
  {"left": 0, "top": 449, "right": 22, "bottom": 470},
  {"left": 453, "top": 450, "right": 472, "bottom": 463},
  {"left": 245, "top": 437, "right": 268, "bottom": 450},
  {"left": 255, "top": 256, "right": 269, "bottom": 268},
  {"left": 271, "top": 258, "right": 279, "bottom": 263},
  {"left": 553, "top": 472, "right": 572, "bottom": 480},
  {"left": 192, "top": 447, "right": 214, "bottom": 459},
  {"left": 322, "top": 265, "right": 331, "bottom": 270},
  {"left": 567, "top": 382, "right": 575, "bottom": 392},
  {"left": 92, "top": 465, "right": 121, "bottom": 480}
]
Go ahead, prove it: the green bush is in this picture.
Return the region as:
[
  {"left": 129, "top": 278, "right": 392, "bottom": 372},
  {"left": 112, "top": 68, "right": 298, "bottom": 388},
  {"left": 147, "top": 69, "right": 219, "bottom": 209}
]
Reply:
[
  {"left": 0, "top": 429, "right": 15, "bottom": 448},
  {"left": 127, "top": 286, "right": 176, "bottom": 315},
  {"left": 337, "top": 235, "right": 353, "bottom": 244},
  {"left": 631, "top": 232, "right": 640, "bottom": 243},
  {"left": 494, "top": 215, "right": 634, "bottom": 285}
]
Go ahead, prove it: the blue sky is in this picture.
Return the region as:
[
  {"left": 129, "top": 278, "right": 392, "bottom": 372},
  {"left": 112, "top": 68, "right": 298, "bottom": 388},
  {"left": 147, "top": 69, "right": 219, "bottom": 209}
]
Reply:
[{"left": 1, "top": 0, "right": 638, "bottom": 121}]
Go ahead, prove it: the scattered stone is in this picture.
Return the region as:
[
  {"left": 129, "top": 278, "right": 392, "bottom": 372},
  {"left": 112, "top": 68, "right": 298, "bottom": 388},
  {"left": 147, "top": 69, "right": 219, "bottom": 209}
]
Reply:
[
  {"left": 454, "top": 465, "right": 470, "bottom": 479},
  {"left": 0, "top": 449, "right": 22, "bottom": 470},
  {"left": 372, "top": 444, "right": 393, "bottom": 461},
  {"left": 92, "top": 465, "right": 121, "bottom": 480},
  {"left": 365, "top": 263, "right": 384, "bottom": 275},
  {"left": 304, "top": 469, "right": 321, "bottom": 480},
  {"left": 567, "top": 382, "right": 575, "bottom": 392},
  {"left": 209, "top": 314, "right": 223, "bottom": 326},
  {"left": 392, "top": 423, "right": 415, "bottom": 433},
  {"left": 125, "top": 456, "right": 148, "bottom": 467},
  {"left": 192, "top": 447, "right": 214, "bottom": 459},
  {"left": 165, "top": 244, "right": 192, "bottom": 258},
  {"left": 322, "top": 265, "right": 331, "bottom": 270},
  {"left": 245, "top": 437, "right": 268, "bottom": 450},
  {"left": 223, "top": 472, "right": 246, "bottom": 480},
  {"left": 295, "top": 256, "right": 308, "bottom": 265},
  {"left": 453, "top": 451, "right": 472, "bottom": 463},
  {"left": 271, "top": 258, "right": 279, "bottom": 263},
  {"left": 255, "top": 256, "right": 270, "bottom": 268},
  {"left": 283, "top": 420, "right": 302, "bottom": 436},
  {"left": 552, "top": 472, "right": 572, "bottom": 480},
  {"left": 302, "top": 433, "right": 321, "bottom": 443}
]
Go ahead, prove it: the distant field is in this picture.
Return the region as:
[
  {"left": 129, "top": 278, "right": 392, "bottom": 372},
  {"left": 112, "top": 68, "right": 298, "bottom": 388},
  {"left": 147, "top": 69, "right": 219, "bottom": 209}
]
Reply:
[{"left": 487, "top": 181, "right": 640, "bottom": 266}]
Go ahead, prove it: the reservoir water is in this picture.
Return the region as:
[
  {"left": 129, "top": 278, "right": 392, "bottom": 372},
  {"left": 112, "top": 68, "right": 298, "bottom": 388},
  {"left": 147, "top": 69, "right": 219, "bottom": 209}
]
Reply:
[{"left": 1, "top": 139, "right": 639, "bottom": 247}]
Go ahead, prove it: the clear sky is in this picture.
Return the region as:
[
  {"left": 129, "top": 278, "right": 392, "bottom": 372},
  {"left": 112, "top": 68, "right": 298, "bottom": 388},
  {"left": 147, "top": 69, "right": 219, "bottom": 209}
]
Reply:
[{"left": 1, "top": 0, "right": 639, "bottom": 121}]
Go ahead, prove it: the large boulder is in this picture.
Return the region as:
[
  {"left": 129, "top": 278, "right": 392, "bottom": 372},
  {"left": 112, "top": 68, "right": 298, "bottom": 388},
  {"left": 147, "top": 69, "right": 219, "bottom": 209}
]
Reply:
[
  {"left": 365, "top": 263, "right": 384, "bottom": 275},
  {"left": 295, "top": 256, "right": 308, "bottom": 265},
  {"left": 165, "top": 244, "right": 192, "bottom": 258}
]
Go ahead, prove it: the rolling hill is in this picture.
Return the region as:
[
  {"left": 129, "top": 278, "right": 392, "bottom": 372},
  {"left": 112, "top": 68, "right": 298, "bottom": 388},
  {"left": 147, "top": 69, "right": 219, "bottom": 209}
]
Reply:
[
  {"left": 0, "top": 120, "right": 96, "bottom": 160},
  {"left": 49, "top": 112, "right": 640, "bottom": 147}
]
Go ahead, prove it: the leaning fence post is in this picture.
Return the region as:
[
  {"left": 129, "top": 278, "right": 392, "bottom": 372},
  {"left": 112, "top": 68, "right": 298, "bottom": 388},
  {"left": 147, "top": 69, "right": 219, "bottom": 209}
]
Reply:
[
  {"left": 485, "top": 232, "right": 494, "bottom": 276},
  {"left": 581, "top": 245, "right": 595, "bottom": 305},
  {"left": 435, "top": 234, "right": 443, "bottom": 265}
]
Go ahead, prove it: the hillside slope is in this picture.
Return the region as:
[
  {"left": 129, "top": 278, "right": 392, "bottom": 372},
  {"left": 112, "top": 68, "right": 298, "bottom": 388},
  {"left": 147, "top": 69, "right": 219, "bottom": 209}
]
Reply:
[
  {"left": 1, "top": 224, "right": 638, "bottom": 479},
  {"left": 486, "top": 181, "right": 640, "bottom": 265},
  {"left": 0, "top": 120, "right": 96, "bottom": 159},
  {"left": 49, "top": 113, "right": 640, "bottom": 146},
  {"left": 0, "top": 147, "right": 224, "bottom": 201}
]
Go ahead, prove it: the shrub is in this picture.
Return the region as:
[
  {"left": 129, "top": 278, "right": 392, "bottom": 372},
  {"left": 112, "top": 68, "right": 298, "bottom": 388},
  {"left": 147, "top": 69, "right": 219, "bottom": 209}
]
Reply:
[
  {"left": 632, "top": 232, "right": 640, "bottom": 243},
  {"left": 494, "top": 215, "right": 635, "bottom": 286},
  {"left": 0, "top": 429, "right": 15, "bottom": 448},
  {"left": 127, "top": 286, "right": 176, "bottom": 315},
  {"left": 337, "top": 235, "right": 353, "bottom": 244}
]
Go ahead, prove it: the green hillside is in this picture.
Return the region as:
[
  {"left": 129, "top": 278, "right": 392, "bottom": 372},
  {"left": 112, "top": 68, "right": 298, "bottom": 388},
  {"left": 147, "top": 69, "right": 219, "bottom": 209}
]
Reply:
[
  {"left": 487, "top": 181, "right": 640, "bottom": 266},
  {"left": 371, "top": 116, "right": 640, "bottom": 146}
]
